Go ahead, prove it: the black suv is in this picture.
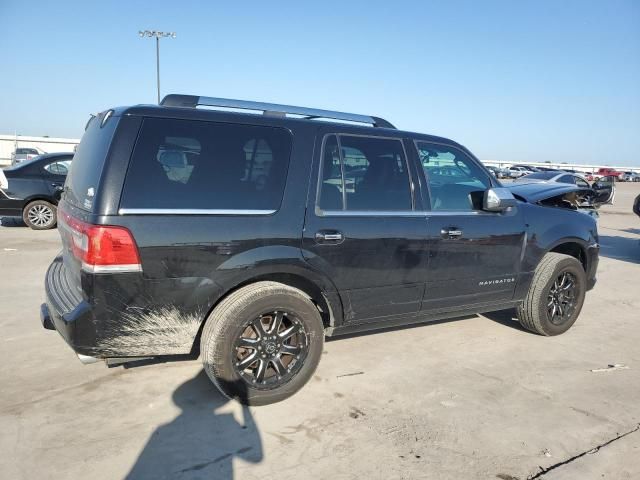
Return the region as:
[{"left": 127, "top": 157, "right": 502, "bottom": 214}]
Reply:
[{"left": 42, "top": 95, "right": 602, "bottom": 405}]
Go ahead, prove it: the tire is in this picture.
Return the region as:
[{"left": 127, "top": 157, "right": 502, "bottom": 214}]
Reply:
[
  {"left": 517, "top": 253, "right": 586, "bottom": 336},
  {"left": 23, "top": 200, "right": 57, "bottom": 230},
  {"left": 201, "top": 281, "right": 324, "bottom": 405}
]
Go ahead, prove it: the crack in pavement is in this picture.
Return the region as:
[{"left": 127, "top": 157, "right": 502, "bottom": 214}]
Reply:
[{"left": 528, "top": 423, "right": 640, "bottom": 479}]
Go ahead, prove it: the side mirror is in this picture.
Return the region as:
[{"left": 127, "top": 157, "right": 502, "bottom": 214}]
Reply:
[{"left": 483, "top": 187, "right": 517, "bottom": 212}]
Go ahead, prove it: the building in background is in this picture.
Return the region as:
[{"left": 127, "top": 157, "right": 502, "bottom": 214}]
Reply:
[{"left": 0, "top": 134, "right": 80, "bottom": 166}]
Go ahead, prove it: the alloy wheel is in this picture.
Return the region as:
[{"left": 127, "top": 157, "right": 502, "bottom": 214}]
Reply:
[
  {"left": 547, "top": 271, "right": 577, "bottom": 325},
  {"left": 233, "top": 311, "right": 308, "bottom": 389},
  {"left": 27, "top": 204, "right": 54, "bottom": 227}
]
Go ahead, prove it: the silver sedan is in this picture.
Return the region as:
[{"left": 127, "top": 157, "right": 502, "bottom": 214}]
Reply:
[{"left": 514, "top": 171, "right": 591, "bottom": 188}]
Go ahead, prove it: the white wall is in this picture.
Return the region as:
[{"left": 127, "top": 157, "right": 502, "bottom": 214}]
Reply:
[{"left": 0, "top": 135, "right": 80, "bottom": 166}]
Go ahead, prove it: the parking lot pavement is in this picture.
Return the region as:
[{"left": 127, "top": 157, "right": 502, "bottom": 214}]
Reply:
[{"left": 1, "top": 184, "right": 639, "bottom": 480}]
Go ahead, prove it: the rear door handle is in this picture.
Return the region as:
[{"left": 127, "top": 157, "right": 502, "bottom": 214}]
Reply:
[
  {"left": 441, "top": 227, "right": 463, "bottom": 238},
  {"left": 315, "top": 230, "right": 344, "bottom": 244}
]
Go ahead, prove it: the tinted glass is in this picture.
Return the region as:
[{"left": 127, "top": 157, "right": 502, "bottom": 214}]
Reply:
[
  {"left": 318, "top": 135, "right": 412, "bottom": 211},
  {"left": 575, "top": 177, "right": 590, "bottom": 188},
  {"left": 416, "top": 141, "right": 490, "bottom": 211},
  {"left": 557, "top": 175, "right": 574, "bottom": 184},
  {"left": 121, "top": 118, "right": 292, "bottom": 210},
  {"left": 64, "top": 114, "right": 118, "bottom": 211},
  {"left": 318, "top": 135, "right": 344, "bottom": 210}
]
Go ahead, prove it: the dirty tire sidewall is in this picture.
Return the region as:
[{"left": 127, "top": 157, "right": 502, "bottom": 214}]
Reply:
[
  {"left": 517, "top": 253, "right": 587, "bottom": 336},
  {"left": 201, "top": 282, "right": 324, "bottom": 406},
  {"left": 23, "top": 200, "right": 57, "bottom": 230}
]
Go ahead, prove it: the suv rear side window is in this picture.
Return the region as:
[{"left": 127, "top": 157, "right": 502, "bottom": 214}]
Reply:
[
  {"left": 318, "top": 135, "right": 412, "bottom": 212},
  {"left": 121, "top": 118, "right": 292, "bottom": 211}
]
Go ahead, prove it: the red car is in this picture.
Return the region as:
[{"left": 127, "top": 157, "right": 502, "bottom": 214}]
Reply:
[{"left": 594, "top": 168, "right": 623, "bottom": 180}]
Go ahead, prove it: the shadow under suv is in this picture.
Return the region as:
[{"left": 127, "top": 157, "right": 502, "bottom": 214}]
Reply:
[{"left": 42, "top": 95, "right": 601, "bottom": 405}]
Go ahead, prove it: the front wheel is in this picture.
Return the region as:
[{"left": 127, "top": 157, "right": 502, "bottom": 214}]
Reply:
[
  {"left": 201, "top": 281, "right": 324, "bottom": 405},
  {"left": 23, "top": 200, "right": 57, "bottom": 230},
  {"left": 517, "top": 253, "right": 587, "bottom": 336}
]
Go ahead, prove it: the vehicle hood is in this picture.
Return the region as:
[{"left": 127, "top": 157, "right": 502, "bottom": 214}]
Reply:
[{"left": 505, "top": 182, "right": 585, "bottom": 203}]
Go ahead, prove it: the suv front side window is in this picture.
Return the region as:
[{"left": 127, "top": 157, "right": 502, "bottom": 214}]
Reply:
[
  {"left": 416, "top": 141, "right": 490, "bottom": 211},
  {"left": 317, "top": 135, "right": 413, "bottom": 212}
]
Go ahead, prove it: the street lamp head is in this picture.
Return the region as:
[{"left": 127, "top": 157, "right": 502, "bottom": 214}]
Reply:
[{"left": 138, "top": 30, "right": 176, "bottom": 39}]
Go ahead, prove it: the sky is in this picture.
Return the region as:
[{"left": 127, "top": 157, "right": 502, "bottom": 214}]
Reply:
[{"left": 0, "top": 0, "right": 639, "bottom": 166}]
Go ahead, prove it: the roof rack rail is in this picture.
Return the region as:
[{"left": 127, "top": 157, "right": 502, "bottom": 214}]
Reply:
[{"left": 160, "top": 94, "right": 396, "bottom": 129}]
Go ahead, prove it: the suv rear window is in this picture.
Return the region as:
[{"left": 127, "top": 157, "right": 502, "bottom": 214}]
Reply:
[
  {"left": 120, "top": 118, "right": 292, "bottom": 211},
  {"left": 64, "top": 113, "right": 118, "bottom": 211}
]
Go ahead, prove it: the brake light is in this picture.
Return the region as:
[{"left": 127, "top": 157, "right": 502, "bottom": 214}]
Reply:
[{"left": 58, "top": 208, "right": 142, "bottom": 273}]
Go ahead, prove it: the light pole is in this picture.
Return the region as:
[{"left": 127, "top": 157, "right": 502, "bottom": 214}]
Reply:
[{"left": 138, "top": 30, "right": 176, "bottom": 104}]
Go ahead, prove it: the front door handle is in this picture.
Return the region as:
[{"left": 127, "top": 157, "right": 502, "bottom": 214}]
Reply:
[
  {"left": 315, "top": 230, "right": 344, "bottom": 244},
  {"left": 441, "top": 227, "right": 463, "bottom": 239}
]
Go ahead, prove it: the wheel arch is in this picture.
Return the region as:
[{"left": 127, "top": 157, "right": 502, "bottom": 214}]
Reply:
[
  {"left": 22, "top": 195, "right": 58, "bottom": 211},
  {"left": 190, "top": 266, "right": 345, "bottom": 356},
  {"left": 547, "top": 239, "right": 588, "bottom": 272}
]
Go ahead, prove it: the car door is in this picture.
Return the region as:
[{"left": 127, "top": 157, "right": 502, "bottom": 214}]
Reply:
[
  {"left": 591, "top": 175, "right": 616, "bottom": 205},
  {"left": 414, "top": 140, "right": 526, "bottom": 312},
  {"left": 302, "top": 132, "right": 430, "bottom": 324}
]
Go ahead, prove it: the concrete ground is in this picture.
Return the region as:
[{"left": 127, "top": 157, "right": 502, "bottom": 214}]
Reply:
[{"left": 1, "top": 183, "right": 639, "bottom": 480}]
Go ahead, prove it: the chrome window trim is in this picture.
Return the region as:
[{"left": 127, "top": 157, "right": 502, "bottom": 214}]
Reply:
[
  {"left": 82, "top": 262, "right": 142, "bottom": 274},
  {"left": 318, "top": 210, "right": 427, "bottom": 218},
  {"left": 118, "top": 208, "right": 276, "bottom": 216},
  {"left": 317, "top": 210, "right": 491, "bottom": 218}
]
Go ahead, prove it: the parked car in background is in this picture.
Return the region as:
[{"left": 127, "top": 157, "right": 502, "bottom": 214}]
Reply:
[
  {"left": 621, "top": 171, "right": 640, "bottom": 182},
  {"left": 0, "top": 152, "right": 73, "bottom": 229},
  {"left": 485, "top": 166, "right": 504, "bottom": 178},
  {"left": 506, "top": 166, "right": 532, "bottom": 178},
  {"left": 11, "top": 147, "right": 47, "bottom": 165},
  {"left": 512, "top": 164, "right": 540, "bottom": 172},
  {"left": 515, "top": 171, "right": 615, "bottom": 207},
  {"left": 515, "top": 171, "right": 590, "bottom": 187},
  {"left": 594, "top": 167, "right": 623, "bottom": 181}
]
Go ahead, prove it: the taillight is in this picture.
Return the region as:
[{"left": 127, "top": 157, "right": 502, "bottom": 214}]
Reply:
[{"left": 58, "top": 208, "right": 142, "bottom": 273}]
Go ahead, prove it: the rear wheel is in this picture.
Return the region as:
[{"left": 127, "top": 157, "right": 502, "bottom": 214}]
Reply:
[
  {"left": 201, "top": 281, "right": 324, "bottom": 405},
  {"left": 23, "top": 200, "right": 57, "bottom": 230},
  {"left": 517, "top": 253, "right": 586, "bottom": 336}
]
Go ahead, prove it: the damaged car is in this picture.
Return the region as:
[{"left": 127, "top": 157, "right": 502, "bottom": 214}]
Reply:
[
  {"left": 42, "top": 95, "right": 605, "bottom": 405},
  {"left": 509, "top": 175, "right": 615, "bottom": 216}
]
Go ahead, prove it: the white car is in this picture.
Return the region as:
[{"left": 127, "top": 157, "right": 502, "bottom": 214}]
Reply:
[
  {"left": 622, "top": 171, "right": 640, "bottom": 182},
  {"left": 506, "top": 166, "right": 533, "bottom": 178}
]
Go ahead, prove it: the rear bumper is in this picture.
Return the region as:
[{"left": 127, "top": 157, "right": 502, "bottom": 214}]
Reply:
[{"left": 43, "top": 256, "right": 99, "bottom": 358}]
